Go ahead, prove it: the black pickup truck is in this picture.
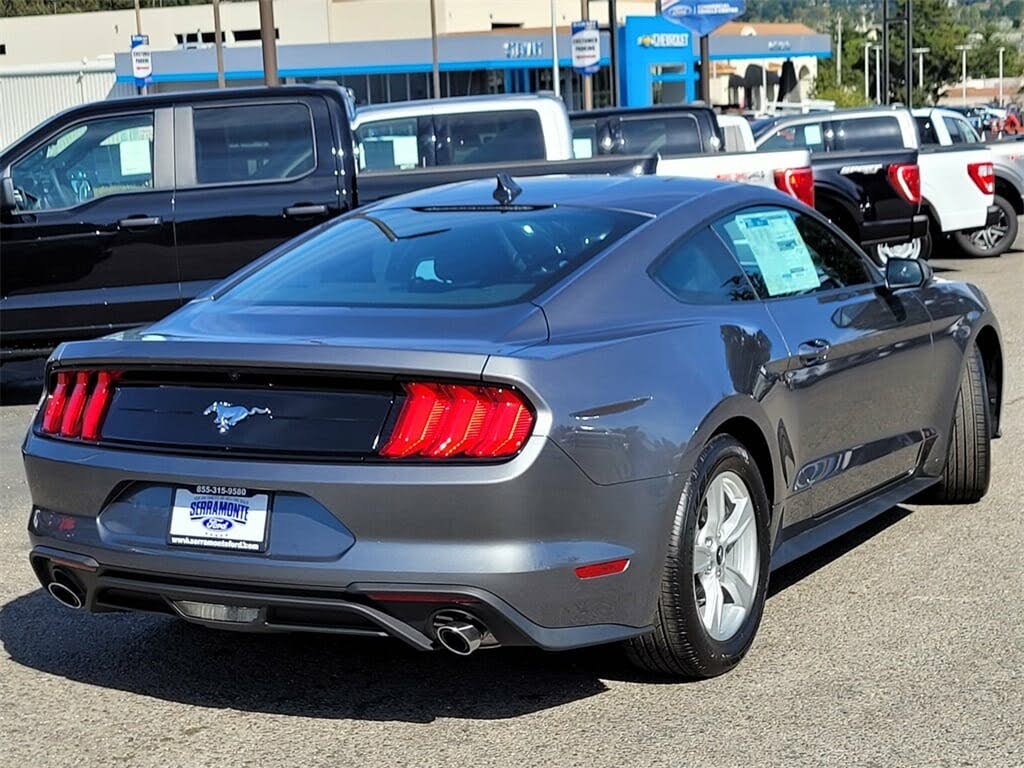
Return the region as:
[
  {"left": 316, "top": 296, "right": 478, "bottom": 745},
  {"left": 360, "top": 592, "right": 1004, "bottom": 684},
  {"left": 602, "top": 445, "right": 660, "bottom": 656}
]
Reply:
[
  {"left": 0, "top": 85, "right": 654, "bottom": 359},
  {"left": 809, "top": 149, "right": 928, "bottom": 262},
  {"left": 569, "top": 105, "right": 724, "bottom": 156}
]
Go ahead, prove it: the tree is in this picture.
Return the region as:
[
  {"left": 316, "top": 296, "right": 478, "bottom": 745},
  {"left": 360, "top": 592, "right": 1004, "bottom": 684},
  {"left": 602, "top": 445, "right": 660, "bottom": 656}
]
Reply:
[{"left": 885, "top": 0, "right": 968, "bottom": 104}]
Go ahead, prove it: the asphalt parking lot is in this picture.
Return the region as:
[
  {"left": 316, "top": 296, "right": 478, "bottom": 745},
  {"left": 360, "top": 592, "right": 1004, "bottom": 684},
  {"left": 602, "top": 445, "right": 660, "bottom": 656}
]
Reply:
[{"left": 0, "top": 238, "right": 1021, "bottom": 768}]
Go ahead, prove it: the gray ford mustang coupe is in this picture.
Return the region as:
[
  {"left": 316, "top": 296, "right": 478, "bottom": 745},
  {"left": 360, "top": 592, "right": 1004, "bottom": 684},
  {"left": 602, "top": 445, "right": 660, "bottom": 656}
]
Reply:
[{"left": 23, "top": 175, "right": 1003, "bottom": 678}]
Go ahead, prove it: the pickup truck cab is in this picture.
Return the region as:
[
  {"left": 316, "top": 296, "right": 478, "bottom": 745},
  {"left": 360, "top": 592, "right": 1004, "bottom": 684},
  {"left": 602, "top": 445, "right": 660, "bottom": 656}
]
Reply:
[
  {"left": 569, "top": 106, "right": 814, "bottom": 207},
  {"left": 755, "top": 108, "right": 997, "bottom": 259},
  {"left": 0, "top": 86, "right": 643, "bottom": 359},
  {"left": 353, "top": 93, "right": 573, "bottom": 171},
  {"left": 914, "top": 107, "right": 1022, "bottom": 257}
]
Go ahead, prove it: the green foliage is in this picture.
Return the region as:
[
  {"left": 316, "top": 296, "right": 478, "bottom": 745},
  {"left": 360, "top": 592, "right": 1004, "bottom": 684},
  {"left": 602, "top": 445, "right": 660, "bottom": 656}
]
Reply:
[{"left": 0, "top": 0, "right": 205, "bottom": 15}]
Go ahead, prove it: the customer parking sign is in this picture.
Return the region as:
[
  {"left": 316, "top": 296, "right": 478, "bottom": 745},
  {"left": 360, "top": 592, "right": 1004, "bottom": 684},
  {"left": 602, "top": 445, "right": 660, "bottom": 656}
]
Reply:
[{"left": 130, "top": 34, "right": 152, "bottom": 87}]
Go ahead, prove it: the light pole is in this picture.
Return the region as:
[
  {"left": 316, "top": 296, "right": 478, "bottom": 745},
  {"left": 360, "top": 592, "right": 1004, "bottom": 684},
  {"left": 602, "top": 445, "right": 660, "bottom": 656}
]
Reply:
[
  {"left": 864, "top": 41, "right": 872, "bottom": 102},
  {"left": 258, "top": 0, "right": 279, "bottom": 86},
  {"left": 549, "top": 0, "right": 561, "bottom": 98},
  {"left": 212, "top": 0, "right": 225, "bottom": 88},
  {"left": 912, "top": 47, "right": 929, "bottom": 98},
  {"left": 955, "top": 44, "right": 971, "bottom": 106},
  {"left": 429, "top": 0, "right": 440, "bottom": 99},
  {"left": 998, "top": 46, "right": 1005, "bottom": 107},
  {"left": 836, "top": 13, "right": 842, "bottom": 86},
  {"left": 874, "top": 44, "right": 882, "bottom": 104}
]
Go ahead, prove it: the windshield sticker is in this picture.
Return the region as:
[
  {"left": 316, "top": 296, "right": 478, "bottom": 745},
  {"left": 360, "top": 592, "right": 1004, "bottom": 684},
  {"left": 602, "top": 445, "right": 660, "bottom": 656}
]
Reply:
[
  {"left": 734, "top": 211, "right": 820, "bottom": 296},
  {"left": 803, "top": 124, "right": 823, "bottom": 146}
]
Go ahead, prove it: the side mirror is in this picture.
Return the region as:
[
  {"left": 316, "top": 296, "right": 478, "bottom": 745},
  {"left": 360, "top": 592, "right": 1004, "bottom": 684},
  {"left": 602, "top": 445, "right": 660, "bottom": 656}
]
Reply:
[
  {"left": 0, "top": 176, "right": 15, "bottom": 213},
  {"left": 884, "top": 257, "right": 931, "bottom": 291}
]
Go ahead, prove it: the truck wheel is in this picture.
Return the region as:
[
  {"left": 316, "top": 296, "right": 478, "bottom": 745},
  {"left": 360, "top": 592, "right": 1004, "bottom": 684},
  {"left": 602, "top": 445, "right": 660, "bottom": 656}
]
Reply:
[
  {"left": 872, "top": 233, "right": 930, "bottom": 265},
  {"left": 952, "top": 196, "right": 1018, "bottom": 257},
  {"left": 625, "top": 435, "right": 770, "bottom": 678},
  {"left": 916, "top": 346, "right": 991, "bottom": 505}
]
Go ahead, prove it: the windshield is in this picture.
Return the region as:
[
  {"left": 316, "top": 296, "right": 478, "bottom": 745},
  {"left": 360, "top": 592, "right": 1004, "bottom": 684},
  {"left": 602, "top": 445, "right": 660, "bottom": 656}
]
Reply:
[{"left": 221, "top": 206, "right": 647, "bottom": 308}]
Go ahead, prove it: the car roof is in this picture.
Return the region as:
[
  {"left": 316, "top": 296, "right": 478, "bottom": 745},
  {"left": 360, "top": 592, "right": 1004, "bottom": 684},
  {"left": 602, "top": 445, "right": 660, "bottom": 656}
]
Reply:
[
  {"left": 355, "top": 93, "right": 562, "bottom": 121},
  {"left": 362, "top": 174, "right": 758, "bottom": 217},
  {"left": 569, "top": 105, "right": 714, "bottom": 119}
]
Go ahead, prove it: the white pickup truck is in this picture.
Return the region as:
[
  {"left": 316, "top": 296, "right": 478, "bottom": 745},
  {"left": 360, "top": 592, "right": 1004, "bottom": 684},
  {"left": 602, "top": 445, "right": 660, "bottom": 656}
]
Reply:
[
  {"left": 354, "top": 96, "right": 815, "bottom": 207},
  {"left": 569, "top": 106, "right": 814, "bottom": 206},
  {"left": 914, "top": 107, "right": 1022, "bottom": 256},
  {"left": 754, "top": 107, "right": 997, "bottom": 258}
]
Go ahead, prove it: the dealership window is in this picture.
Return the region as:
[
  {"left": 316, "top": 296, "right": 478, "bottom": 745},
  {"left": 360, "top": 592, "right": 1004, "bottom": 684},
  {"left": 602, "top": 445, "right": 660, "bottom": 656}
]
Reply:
[
  {"left": 10, "top": 113, "right": 154, "bottom": 211},
  {"left": 234, "top": 28, "right": 279, "bottom": 42},
  {"left": 192, "top": 103, "right": 314, "bottom": 185},
  {"left": 713, "top": 207, "right": 873, "bottom": 298}
]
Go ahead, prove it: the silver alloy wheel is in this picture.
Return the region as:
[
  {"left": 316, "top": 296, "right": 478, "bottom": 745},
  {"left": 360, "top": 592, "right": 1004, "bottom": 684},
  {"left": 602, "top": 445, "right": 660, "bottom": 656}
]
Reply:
[
  {"left": 875, "top": 238, "right": 922, "bottom": 264},
  {"left": 967, "top": 208, "right": 1009, "bottom": 252},
  {"left": 693, "top": 470, "right": 759, "bottom": 642}
]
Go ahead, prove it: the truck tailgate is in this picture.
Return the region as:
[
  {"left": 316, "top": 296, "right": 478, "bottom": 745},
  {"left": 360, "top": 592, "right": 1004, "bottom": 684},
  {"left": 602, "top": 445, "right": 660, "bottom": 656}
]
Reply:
[
  {"left": 656, "top": 149, "right": 811, "bottom": 192},
  {"left": 918, "top": 146, "right": 994, "bottom": 232}
]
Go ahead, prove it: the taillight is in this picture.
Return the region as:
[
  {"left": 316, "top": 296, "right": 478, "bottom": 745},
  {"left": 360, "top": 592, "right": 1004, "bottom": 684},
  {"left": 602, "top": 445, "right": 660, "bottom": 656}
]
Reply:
[
  {"left": 40, "top": 369, "right": 120, "bottom": 441},
  {"left": 773, "top": 167, "right": 815, "bottom": 207},
  {"left": 380, "top": 382, "right": 534, "bottom": 460},
  {"left": 887, "top": 163, "right": 922, "bottom": 206},
  {"left": 967, "top": 161, "right": 995, "bottom": 196}
]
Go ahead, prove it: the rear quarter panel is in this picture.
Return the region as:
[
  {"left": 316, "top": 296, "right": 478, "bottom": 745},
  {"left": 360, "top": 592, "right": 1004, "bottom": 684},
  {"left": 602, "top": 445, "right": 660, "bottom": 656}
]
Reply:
[{"left": 919, "top": 146, "right": 994, "bottom": 232}]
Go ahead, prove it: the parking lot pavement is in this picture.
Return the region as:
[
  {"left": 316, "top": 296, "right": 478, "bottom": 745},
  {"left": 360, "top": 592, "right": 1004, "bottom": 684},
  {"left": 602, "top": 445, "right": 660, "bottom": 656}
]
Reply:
[{"left": 1, "top": 240, "right": 1021, "bottom": 768}]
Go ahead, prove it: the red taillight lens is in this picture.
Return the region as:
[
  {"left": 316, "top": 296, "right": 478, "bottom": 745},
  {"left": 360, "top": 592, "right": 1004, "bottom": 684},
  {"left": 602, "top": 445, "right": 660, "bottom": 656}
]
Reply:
[
  {"left": 41, "top": 372, "right": 71, "bottom": 433},
  {"left": 887, "top": 163, "right": 922, "bottom": 206},
  {"left": 41, "top": 369, "right": 119, "bottom": 440},
  {"left": 81, "top": 370, "right": 118, "bottom": 440},
  {"left": 380, "top": 382, "right": 534, "bottom": 460},
  {"left": 773, "top": 167, "right": 815, "bottom": 208},
  {"left": 59, "top": 371, "right": 92, "bottom": 437},
  {"left": 967, "top": 161, "right": 995, "bottom": 196}
]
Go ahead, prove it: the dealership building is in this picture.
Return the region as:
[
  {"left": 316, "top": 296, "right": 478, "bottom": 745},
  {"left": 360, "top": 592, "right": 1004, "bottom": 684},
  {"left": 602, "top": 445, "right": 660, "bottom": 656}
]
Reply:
[{"left": 0, "top": 1, "right": 829, "bottom": 146}]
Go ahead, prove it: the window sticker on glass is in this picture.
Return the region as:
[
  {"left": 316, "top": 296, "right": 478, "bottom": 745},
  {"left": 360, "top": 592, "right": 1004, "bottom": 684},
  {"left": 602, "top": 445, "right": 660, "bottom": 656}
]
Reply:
[
  {"left": 804, "top": 124, "right": 823, "bottom": 146},
  {"left": 733, "top": 211, "right": 820, "bottom": 296},
  {"left": 119, "top": 139, "right": 152, "bottom": 176},
  {"left": 573, "top": 137, "right": 595, "bottom": 159}
]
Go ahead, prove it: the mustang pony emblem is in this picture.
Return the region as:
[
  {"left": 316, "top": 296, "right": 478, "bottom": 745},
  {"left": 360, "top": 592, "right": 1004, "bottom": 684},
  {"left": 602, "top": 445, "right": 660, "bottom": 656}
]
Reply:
[{"left": 203, "top": 401, "right": 273, "bottom": 434}]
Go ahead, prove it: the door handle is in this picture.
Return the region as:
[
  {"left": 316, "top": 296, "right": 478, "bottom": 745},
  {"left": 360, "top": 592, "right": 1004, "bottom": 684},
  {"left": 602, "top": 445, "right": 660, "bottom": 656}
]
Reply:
[
  {"left": 797, "top": 339, "right": 831, "bottom": 367},
  {"left": 118, "top": 216, "right": 162, "bottom": 228},
  {"left": 284, "top": 204, "right": 328, "bottom": 218}
]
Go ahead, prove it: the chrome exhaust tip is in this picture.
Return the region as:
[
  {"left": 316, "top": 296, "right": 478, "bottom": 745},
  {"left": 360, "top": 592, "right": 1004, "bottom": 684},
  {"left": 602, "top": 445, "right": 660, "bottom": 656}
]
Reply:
[
  {"left": 432, "top": 609, "right": 490, "bottom": 656},
  {"left": 46, "top": 569, "right": 85, "bottom": 610},
  {"left": 435, "top": 621, "right": 483, "bottom": 656}
]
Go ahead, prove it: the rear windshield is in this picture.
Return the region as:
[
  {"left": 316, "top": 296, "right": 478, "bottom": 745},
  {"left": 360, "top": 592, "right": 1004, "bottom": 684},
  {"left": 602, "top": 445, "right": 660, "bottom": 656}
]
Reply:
[{"left": 221, "top": 206, "right": 646, "bottom": 308}]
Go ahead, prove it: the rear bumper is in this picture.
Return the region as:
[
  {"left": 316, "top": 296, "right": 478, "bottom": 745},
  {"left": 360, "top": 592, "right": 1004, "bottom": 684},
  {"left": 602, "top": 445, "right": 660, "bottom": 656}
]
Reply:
[
  {"left": 23, "top": 431, "right": 675, "bottom": 649},
  {"left": 29, "top": 546, "right": 648, "bottom": 651},
  {"left": 860, "top": 214, "right": 929, "bottom": 246}
]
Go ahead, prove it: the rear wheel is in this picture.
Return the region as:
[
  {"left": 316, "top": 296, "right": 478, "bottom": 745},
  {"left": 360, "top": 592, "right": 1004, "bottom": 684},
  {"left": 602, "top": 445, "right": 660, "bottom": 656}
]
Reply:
[
  {"left": 626, "top": 435, "right": 770, "bottom": 678},
  {"left": 871, "top": 232, "right": 931, "bottom": 266},
  {"left": 916, "top": 346, "right": 991, "bottom": 504},
  {"left": 952, "top": 195, "right": 1018, "bottom": 258}
]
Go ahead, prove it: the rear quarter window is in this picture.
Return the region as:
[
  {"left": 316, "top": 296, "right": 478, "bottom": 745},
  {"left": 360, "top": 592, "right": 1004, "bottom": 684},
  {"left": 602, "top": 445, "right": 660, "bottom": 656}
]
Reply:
[
  {"left": 193, "top": 103, "right": 315, "bottom": 185},
  {"left": 831, "top": 117, "right": 904, "bottom": 151},
  {"left": 436, "top": 110, "right": 545, "bottom": 165}
]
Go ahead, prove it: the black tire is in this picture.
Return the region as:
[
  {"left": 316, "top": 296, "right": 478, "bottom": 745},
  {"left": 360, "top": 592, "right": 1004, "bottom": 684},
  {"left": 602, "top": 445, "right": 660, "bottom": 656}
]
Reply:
[
  {"left": 625, "top": 434, "right": 771, "bottom": 679},
  {"left": 952, "top": 195, "right": 1018, "bottom": 258},
  {"left": 916, "top": 346, "right": 991, "bottom": 504}
]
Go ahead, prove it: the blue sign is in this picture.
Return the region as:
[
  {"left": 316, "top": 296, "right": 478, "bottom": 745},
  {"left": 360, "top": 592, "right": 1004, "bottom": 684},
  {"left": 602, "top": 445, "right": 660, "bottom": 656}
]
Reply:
[
  {"left": 571, "top": 20, "right": 601, "bottom": 75},
  {"left": 130, "top": 33, "right": 152, "bottom": 87},
  {"left": 661, "top": 0, "right": 745, "bottom": 37}
]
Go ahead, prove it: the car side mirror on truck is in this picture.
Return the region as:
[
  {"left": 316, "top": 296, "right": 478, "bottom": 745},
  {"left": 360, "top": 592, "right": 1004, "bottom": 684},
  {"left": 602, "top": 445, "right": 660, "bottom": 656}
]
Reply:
[
  {"left": 884, "top": 257, "right": 931, "bottom": 291},
  {"left": 0, "top": 176, "right": 16, "bottom": 214}
]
